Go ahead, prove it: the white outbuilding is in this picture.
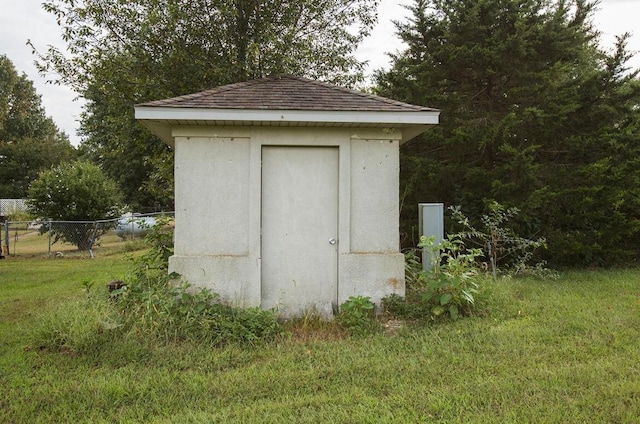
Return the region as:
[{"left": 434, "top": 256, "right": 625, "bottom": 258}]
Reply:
[{"left": 135, "top": 75, "right": 439, "bottom": 317}]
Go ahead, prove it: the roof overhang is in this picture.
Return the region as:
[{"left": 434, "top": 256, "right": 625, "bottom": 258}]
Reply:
[{"left": 135, "top": 106, "right": 440, "bottom": 145}]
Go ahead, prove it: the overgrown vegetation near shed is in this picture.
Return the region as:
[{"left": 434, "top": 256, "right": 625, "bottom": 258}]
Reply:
[{"left": 2, "top": 242, "right": 639, "bottom": 421}]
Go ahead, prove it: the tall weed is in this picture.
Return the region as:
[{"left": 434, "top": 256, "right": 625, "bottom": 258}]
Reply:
[
  {"left": 451, "top": 201, "right": 555, "bottom": 278},
  {"left": 31, "top": 217, "right": 283, "bottom": 355},
  {"left": 31, "top": 281, "right": 122, "bottom": 355},
  {"left": 385, "top": 235, "right": 485, "bottom": 321}
]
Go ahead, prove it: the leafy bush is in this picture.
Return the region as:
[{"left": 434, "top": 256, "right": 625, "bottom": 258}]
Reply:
[
  {"left": 451, "top": 201, "right": 552, "bottom": 277},
  {"left": 421, "top": 236, "right": 482, "bottom": 319},
  {"left": 32, "top": 217, "right": 283, "bottom": 354},
  {"left": 336, "top": 295, "right": 380, "bottom": 336},
  {"left": 384, "top": 235, "right": 484, "bottom": 321},
  {"left": 27, "top": 161, "right": 122, "bottom": 249},
  {"left": 114, "top": 217, "right": 283, "bottom": 345},
  {"left": 385, "top": 203, "right": 554, "bottom": 322}
]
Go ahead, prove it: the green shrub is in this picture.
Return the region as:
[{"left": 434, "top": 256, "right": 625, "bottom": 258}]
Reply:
[
  {"left": 27, "top": 161, "right": 122, "bottom": 249},
  {"left": 114, "top": 217, "right": 283, "bottom": 345},
  {"left": 31, "top": 217, "right": 284, "bottom": 355},
  {"left": 384, "top": 235, "right": 484, "bottom": 321},
  {"left": 451, "top": 201, "right": 554, "bottom": 278},
  {"left": 337, "top": 295, "right": 380, "bottom": 336}
]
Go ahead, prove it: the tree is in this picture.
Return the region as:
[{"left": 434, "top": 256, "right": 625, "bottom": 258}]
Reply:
[
  {"left": 28, "top": 161, "right": 122, "bottom": 249},
  {"left": 0, "top": 55, "right": 76, "bottom": 198},
  {"left": 375, "top": 0, "right": 640, "bottom": 266},
  {"left": 33, "top": 0, "right": 379, "bottom": 209}
]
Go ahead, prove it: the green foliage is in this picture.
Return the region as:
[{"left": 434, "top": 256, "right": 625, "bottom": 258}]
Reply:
[
  {"left": 27, "top": 160, "right": 122, "bottom": 221},
  {"left": 388, "top": 202, "right": 553, "bottom": 320},
  {"left": 34, "top": 0, "right": 379, "bottom": 209},
  {"left": 451, "top": 201, "right": 553, "bottom": 277},
  {"left": 336, "top": 295, "right": 379, "bottom": 336},
  {"left": 376, "top": 0, "right": 640, "bottom": 266},
  {"left": 420, "top": 236, "right": 482, "bottom": 320},
  {"left": 31, "top": 283, "right": 123, "bottom": 355},
  {"left": 114, "top": 278, "right": 283, "bottom": 346},
  {"left": 385, "top": 235, "right": 484, "bottom": 321},
  {"left": 0, "top": 55, "right": 76, "bottom": 198},
  {"left": 120, "top": 218, "right": 283, "bottom": 344},
  {"left": 33, "top": 217, "right": 284, "bottom": 352},
  {"left": 27, "top": 160, "right": 122, "bottom": 249}
]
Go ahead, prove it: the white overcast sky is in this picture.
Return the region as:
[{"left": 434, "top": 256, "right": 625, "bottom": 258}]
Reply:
[{"left": 0, "top": 0, "right": 639, "bottom": 146}]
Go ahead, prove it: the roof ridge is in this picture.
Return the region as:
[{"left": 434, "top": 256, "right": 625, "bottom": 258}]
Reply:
[
  {"left": 264, "top": 75, "right": 432, "bottom": 111},
  {"left": 305, "top": 77, "right": 430, "bottom": 111}
]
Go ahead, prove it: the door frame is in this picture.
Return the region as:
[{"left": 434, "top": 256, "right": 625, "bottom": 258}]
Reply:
[{"left": 259, "top": 145, "right": 340, "bottom": 315}]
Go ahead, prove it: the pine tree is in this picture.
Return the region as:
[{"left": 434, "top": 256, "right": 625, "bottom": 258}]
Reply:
[{"left": 376, "top": 0, "right": 640, "bottom": 266}]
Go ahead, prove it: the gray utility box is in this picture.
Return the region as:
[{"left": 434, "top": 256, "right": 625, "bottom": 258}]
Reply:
[{"left": 418, "top": 203, "right": 444, "bottom": 270}]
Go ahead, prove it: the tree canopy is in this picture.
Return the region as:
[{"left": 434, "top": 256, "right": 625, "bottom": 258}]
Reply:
[
  {"left": 0, "top": 55, "right": 76, "bottom": 198},
  {"left": 376, "top": 0, "right": 640, "bottom": 266},
  {"left": 34, "top": 0, "right": 380, "bottom": 210}
]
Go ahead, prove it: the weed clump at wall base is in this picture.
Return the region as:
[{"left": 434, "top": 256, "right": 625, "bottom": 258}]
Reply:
[
  {"left": 383, "top": 235, "right": 485, "bottom": 322},
  {"left": 113, "top": 280, "right": 283, "bottom": 346},
  {"left": 385, "top": 202, "right": 555, "bottom": 322},
  {"left": 30, "top": 216, "right": 283, "bottom": 355},
  {"left": 336, "top": 295, "right": 380, "bottom": 336}
]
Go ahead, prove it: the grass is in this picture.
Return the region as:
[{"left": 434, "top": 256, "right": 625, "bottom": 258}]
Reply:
[
  {"left": 2, "top": 225, "right": 147, "bottom": 258},
  {"left": 1, "top": 257, "right": 639, "bottom": 423}
]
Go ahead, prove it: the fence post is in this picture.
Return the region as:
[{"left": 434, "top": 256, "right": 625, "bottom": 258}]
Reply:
[
  {"left": 0, "top": 221, "right": 4, "bottom": 258},
  {"left": 48, "top": 219, "right": 52, "bottom": 257},
  {"left": 4, "top": 221, "right": 9, "bottom": 257},
  {"left": 88, "top": 221, "right": 99, "bottom": 259}
]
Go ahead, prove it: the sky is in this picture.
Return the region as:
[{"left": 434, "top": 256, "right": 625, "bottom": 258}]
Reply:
[{"left": 1, "top": 0, "right": 639, "bottom": 147}]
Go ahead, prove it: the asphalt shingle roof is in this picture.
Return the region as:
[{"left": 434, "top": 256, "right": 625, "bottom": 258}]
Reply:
[{"left": 138, "top": 75, "right": 437, "bottom": 112}]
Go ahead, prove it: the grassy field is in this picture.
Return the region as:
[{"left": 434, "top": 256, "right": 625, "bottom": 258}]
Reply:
[
  {"left": 1, "top": 256, "right": 639, "bottom": 423},
  {"left": 2, "top": 225, "right": 144, "bottom": 258}
]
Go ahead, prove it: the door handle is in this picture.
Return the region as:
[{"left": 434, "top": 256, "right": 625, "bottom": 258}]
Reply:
[{"left": 329, "top": 238, "right": 337, "bottom": 245}]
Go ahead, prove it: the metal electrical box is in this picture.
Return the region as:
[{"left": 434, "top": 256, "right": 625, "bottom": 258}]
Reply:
[{"left": 418, "top": 203, "right": 444, "bottom": 270}]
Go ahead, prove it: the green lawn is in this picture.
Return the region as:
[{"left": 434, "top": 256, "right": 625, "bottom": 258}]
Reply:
[{"left": 1, "top": 257, "right": 639, "bottom": 423}]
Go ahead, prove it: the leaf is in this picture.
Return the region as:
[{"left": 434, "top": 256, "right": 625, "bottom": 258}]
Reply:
[
  {"left": 440, "top": 293, "right": 452, "bottom": 305},
  {"left": 431, "top": 305, "right": 445, "bottom": 316},
  {"left": 449, "top": 305, "right": 459, "bottom": 320}
]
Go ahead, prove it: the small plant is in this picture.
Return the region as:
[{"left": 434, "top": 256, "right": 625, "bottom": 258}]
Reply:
[
  {"left": 403, "top": 248, "right": 423, "bottom": 288},
  {"left": 114, "top": 217, "right": 284, "bottom": 345},
  {"left": 384, "top": 235, "right": 484, "bottom": 321},
  {"left": 337, "top": 295, "right": 379, "bottom": 336},
  {"left": 420, "top": 235, "right": 482, "bottom": 320},
  {"left": 450, "top": 201, "right": 552, "bottom": 277}
]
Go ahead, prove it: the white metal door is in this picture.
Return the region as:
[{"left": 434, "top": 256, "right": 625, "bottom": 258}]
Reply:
[{"left": 261, "top": 146, "right": 338, "bottom": 315}]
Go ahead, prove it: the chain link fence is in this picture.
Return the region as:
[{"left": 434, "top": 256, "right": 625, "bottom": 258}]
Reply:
[
  {"left": 0, "top": 212, "right": 174, "bottom": 259},
  {"left": 0, "top": 199, "right": 28, "bottom": 219}
]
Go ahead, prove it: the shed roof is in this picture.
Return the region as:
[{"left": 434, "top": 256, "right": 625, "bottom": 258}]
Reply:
[
  {"left": 138, "top": 75, "right": 437, "bottom": 112},
  {"left": 135, "top": 75, "right": 439, "bottom": 144}
]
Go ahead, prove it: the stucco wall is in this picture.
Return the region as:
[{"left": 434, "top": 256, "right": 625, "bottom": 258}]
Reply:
[
  {"left": 174, "top": 136, "right": 251, "bottom": 256},
  {"left": 349, "top": 139, "right": 400, "bottom": 252},
  {"left": 169, "top": 126, "right": 405, "bottom": 316}
]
